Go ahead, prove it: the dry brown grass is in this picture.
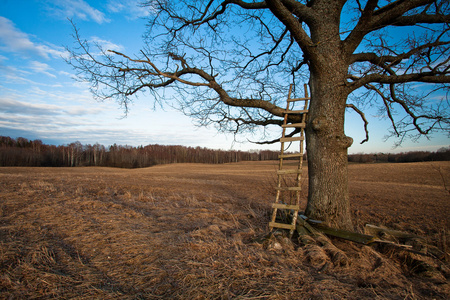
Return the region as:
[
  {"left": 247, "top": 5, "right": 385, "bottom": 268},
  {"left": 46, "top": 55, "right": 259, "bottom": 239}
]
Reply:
[{"left": 0, "top": 161, "right": 449, "bottom": 299}]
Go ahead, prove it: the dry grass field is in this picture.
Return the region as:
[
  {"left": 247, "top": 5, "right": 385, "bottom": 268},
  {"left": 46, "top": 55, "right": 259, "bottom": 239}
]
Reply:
[{"left": 0, "top": 161, "right": 449, "bottom": 299}]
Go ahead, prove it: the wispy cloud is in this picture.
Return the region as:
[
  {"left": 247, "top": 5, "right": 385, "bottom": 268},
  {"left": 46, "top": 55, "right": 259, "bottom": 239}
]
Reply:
[
  {"left": 0, "top": 64, "right": 66, "bottom": 87},
  {"left": 0, "top": 64, "right": 31, "bottom": 77},
  {"left": 90, "top": 37, "right": 124, "bottom": 52},
  {"left": 106, "top": 0, "right": 151, "bottom": 19},
  {"left": 0, "top": 97, "right": 62, "bottom": 116},
  {"left": 0, "top": 64, "right": 36, "bottom": 85},
  {"left": 46, "top": 0, "right": 110, "bottom": 24},
  {"left": 29, "top": 61, "right": 56, "bottom": 78},
  {"left": 0, "top": 17, "right": 66, "bottom": 59},
  {"left": 0, "top": 95, "right": 105, "bottom": 116}
]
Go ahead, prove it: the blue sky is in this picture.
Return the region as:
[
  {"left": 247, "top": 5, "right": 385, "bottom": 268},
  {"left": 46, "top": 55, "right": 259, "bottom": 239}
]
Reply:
[{"left": 0, "top": 0, "right": 448, "bottom": 153}]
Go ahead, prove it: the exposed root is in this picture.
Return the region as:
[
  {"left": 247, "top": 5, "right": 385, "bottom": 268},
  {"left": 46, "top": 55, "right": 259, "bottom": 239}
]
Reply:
[
  {"left": 315, "top": 234, "right": 350, "bottom": 267},
  {"left": 304, "top": 243, "right": 330, "bottom": 270}
]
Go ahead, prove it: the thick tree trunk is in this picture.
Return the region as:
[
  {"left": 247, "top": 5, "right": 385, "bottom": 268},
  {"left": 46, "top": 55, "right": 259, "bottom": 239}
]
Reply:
[
  {"left": 299, "top": 0, "right": 354, "bottom": 230},
  {"left": 305, "top": 63, "right": 353, "bottom": 230}
]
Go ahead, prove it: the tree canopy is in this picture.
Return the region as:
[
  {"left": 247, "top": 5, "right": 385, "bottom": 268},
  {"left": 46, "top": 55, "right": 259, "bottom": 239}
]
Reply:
[{"left": 68, "top": 0, "right": 450, "bottom": 145}]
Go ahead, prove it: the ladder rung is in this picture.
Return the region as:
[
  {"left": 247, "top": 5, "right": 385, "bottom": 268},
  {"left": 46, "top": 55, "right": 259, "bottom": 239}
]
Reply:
[
  {"left": 280, "top": 136, "right": 304, "bottom": 142},
  {"left": 282, "top": 123, "right": 306, "bottom": 128},
  {"left": 272, "top": 203, "right": 299, "bottom": 210},
  {"left": 279, "top": 153, "right": 303, "bottom": 159},
  {"left": 287, "top": 97, "right": 310, "bottom": 102},
  {"left": 269, "top": 222, "right": 295, "bottom": 230},
  {"left": 284, "top": 109, "right": 308, "bottom": 114},
  {"left": 277, "top": 169, "right": 302, "bottom": 175},
  {"left": 276, "top": 187, "right": 302, "bottom": 191}
]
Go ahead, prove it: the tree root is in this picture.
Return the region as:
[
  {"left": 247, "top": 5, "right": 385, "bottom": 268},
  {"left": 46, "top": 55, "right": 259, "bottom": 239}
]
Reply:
[
  {"left": 268, "top": 214, "right": 449, "bottom": 278},
  {"left": 298, "top": 233, "right": 350, "bottom": 269},
  {"left": 316, "top": 234, "right": 350, "bottom": 267}
]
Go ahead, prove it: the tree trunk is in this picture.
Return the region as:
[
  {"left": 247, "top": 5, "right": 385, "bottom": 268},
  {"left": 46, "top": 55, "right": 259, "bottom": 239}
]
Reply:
[{"left": 305, "top": 62, "right": 353, "bottom": 230}]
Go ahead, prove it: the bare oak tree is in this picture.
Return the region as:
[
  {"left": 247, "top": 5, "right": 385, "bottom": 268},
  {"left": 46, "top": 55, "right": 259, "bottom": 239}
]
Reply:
[{"left": 68, "top": 0, "right": 449, "bottom": 229}]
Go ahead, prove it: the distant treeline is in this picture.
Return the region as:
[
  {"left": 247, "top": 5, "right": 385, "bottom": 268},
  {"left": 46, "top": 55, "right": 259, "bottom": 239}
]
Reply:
[
  {"left": 348, "top": 147, "right": 450, "bottom": 163},
  {"left": 1, "top": 136, "right": 448, "bottom": 168},
  {"left": 0, "top": 136, "right": 279, "bottom": 168}
]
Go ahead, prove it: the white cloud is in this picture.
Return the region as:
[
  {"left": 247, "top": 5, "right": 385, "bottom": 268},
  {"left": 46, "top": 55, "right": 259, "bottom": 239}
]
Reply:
[
  {"left": 0, "top": 94, "right": 106, "bottom": 121},
  {"left": 0, "top": 17, "right": 67, "bottom": 59},
  {"left": 0, "top": 65, "right": 65, "bottom": 87},
  {"left": 0, "top": 65, "right": 36, "bottom": 85},
  {"left": 46, "top": 0, "right": 110, "bottom": 24},
  {"left": 29, "top": 61, "right": 56, "bottom": 78},
  {"left": 90, "top": 37, "right": 124, "bottom": 52},
  {"left": 0, "top": 97, "right": 62, "bottom": 116},
  {"left": 0, "top": 16, "right": 46, "bottom": 58},
  {"left": 107, "top": 0, "right": 151, "bottom": 19},
  {"left": 0, "top": 64, "right": 31, "bottom": 77},
  {"left": 58, "top": 70, "right": 73, "bottom": 77}
]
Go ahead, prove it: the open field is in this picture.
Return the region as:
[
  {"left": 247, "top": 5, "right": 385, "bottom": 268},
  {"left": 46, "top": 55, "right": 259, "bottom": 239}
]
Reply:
[{"left": 0, "top": 161, "right": 449, "bottom": 299}]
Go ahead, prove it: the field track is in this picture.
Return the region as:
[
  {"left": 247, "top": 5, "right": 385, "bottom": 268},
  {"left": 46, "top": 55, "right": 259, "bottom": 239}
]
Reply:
[{"left": 1, "top": 161, "right": 449, "bottom": 299}]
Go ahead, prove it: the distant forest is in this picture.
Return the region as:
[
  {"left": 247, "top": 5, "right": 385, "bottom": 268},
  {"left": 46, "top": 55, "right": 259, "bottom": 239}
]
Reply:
[
  {"left": 0, "top": 136, "right": 279, "bottom": 168},
  {"left": 0, "top": 136, "right": 448, "bottom": 168},
  {"left": 347, "top": 147, "right": 450, "bottom": 163}
]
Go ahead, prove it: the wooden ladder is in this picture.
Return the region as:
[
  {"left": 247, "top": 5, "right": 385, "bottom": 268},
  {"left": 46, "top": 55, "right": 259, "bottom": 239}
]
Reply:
[{"left": 269, "top": 83, "right": 310, "bottom": 237}]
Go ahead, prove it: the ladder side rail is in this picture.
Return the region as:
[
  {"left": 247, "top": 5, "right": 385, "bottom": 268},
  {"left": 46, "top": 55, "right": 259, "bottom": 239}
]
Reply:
[
  {"left": 271, "top": 84, "right": 294, "bottom": 230},
  {"left": 290, "top": 84, "right": 309, "bottom": 234},
  {"left": 271, "top": 83, "right": 309, "bottom": 237},
  {"left": 297, "top": 83, "right": 309, "bottom": 184},
  {"left": 294, "top": 84, "right": 309, "bottom": 213}
]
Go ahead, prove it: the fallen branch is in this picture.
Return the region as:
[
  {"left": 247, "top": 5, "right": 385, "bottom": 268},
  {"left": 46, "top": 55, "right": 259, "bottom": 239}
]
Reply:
[
  {"left": 293, "top": 215, "right": 445, "bottom": 258},
  {"left": 297, "top": 215, "right": 375, "bottom": 244}
]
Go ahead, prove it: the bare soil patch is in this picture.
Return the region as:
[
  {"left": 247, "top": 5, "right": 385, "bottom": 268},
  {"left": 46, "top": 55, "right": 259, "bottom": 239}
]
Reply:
[{"left": 0, "top": 161, "right": 449, "bottom": 299}]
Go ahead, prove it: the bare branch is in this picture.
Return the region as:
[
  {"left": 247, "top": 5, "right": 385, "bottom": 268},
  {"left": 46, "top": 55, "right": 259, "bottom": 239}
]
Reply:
[
  {"left": 156, "top": 0, "right": 268, "bottom": 31},
  {"left": 344, "top": 0, "right": 448, "bottom": 54},
  {"left": 389, "top": 83, "right": 444, "bottom": 135},
  {"left": 350, "top": 76, "right": 448, "bottom": 141},
  {"left": 251, "top": 127, "right": 301, "bottom": 145},
  {"left": 346, "top": 104, "right": 369, "bottom": 144},
  {"left": 350, "top": 72, "right": 450, "bottom": 90},
  {"left": 349, "top": 40, "right": 450, "bottom": 66},
  {"left": 240, "top": 28, "right": 290, "bottom": 71},
  {"left": 361, "top": 81, "right": 401, "bottom": 136},
  {"left": 390, "top": 12, "right": 450, "bottom": 26},
  {"left": 265, "top": 0, "right": 315, "bottom": 53}
]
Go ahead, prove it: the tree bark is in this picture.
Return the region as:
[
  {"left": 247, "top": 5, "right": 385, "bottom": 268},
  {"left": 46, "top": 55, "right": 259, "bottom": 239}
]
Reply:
[
  {"left": 304, "top": 14, "right": 354, "bottom": 229},
  {"left": 305, "top": 72, "right": 353, "bottom": 230}
]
